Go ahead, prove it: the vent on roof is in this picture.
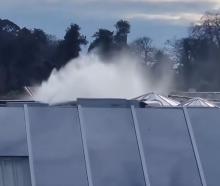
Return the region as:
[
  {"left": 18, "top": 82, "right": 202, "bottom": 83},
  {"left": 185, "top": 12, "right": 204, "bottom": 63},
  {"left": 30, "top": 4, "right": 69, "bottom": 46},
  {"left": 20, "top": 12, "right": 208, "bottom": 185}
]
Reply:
[
  {"left": 182, "top": 97, "right": 216, "bottom": 107},
  {"left": 134, "top": 92, "right": 180, "bottom": 107}
]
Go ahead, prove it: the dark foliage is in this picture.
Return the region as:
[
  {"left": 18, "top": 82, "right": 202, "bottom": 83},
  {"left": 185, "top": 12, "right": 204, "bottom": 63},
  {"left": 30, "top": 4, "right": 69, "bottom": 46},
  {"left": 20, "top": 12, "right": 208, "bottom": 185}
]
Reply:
[
  {"left": 114, "top": 20, "right": 130, "bottom": 49},
  {"left": 176, "top": 12, "right": 220, "bottom": 91},
  {"left": 88, "top": 29, "right": 114, "bottom": 58},
  {"left": 1, "top": 12, "right": 220, "bottom": 95},
  {"left": 88, "top": 20, "right": 130, "bottom": 59},
  {"left": 54, "top": 24, "right": 87, "bottom": 68},
  {"left": 0, "top": 19, "right": 87, "bottom": 93}
]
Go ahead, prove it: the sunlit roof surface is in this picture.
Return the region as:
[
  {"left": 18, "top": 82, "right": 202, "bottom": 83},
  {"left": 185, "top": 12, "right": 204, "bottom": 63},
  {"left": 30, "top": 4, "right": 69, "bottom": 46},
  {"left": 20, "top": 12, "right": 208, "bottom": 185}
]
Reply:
[
  {"left": 134, "top": 92, "right": 180, "bottom": 106},
  {"left": 183, "top": 97, "right": 216, "bottom": 107}
]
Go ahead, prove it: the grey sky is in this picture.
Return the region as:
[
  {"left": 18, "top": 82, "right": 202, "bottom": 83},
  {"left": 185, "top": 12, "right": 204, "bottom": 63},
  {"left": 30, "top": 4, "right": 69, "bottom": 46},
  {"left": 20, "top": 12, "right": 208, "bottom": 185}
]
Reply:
[{"left": 0, "top": 0, "right": 219, "bottom": 47}]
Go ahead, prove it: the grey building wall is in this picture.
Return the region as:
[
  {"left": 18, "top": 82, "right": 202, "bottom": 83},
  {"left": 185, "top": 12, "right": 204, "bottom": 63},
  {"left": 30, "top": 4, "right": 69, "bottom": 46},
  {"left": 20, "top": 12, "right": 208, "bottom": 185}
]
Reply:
[{"left": 0, "top": 99, "right": 219, "bottom": 186}]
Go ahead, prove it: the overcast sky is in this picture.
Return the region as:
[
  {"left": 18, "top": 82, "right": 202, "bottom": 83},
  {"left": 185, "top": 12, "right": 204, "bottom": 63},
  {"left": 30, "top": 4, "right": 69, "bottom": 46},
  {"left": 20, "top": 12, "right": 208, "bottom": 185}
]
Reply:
[{"left": 0, "top": 0, "right": 219, "bottom": 47}]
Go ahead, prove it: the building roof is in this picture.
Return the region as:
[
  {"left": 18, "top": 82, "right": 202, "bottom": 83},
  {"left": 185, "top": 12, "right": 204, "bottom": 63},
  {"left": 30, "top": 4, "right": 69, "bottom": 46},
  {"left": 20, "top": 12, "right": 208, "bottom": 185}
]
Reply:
[
  {"left": 182, "top": 97, "right": 216, "bottom": 107},
  {"left": 0, "top": 98, "right": 219, "bottom": 185},
  {"left": 134, "top": 92, "right": 180, "bottom": 106}
]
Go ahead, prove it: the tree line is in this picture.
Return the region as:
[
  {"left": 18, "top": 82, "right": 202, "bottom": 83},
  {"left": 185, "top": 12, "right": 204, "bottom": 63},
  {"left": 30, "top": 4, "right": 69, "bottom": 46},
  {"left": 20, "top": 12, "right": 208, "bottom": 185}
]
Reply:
[{"left": 0, "top": 12, "right": 220, "bottom": 95}]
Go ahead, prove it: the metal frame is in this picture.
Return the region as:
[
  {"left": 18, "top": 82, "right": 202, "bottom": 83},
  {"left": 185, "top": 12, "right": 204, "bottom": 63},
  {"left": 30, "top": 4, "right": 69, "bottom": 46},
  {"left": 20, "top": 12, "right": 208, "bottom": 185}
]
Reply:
[
  {"left": 77, "top": 105, "right": 94, "bottom": 186},
  {"left": 23, "top": 104, "right": 36, "bottom": 186},
  {"left": 183, "top": 106, "right": 207, "bottom": 186},
  {"left": 131, "top": 105, "right": 151, "bottom": 186}
]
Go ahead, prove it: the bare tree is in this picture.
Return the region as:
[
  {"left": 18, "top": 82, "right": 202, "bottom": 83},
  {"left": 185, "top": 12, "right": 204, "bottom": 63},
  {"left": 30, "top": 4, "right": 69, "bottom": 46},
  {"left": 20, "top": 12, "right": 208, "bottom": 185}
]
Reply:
[
  {"left": 130, "top": 37, "right": 153, "bottom": 64},
  {"left": 191, "top": 12, "right": 220, "bottom": 48}
]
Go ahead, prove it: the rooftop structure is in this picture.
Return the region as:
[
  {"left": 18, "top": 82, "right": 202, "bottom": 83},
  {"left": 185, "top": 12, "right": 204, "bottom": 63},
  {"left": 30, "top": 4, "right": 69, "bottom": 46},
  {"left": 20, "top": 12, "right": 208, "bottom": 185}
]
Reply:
[
  {"left": 134, "top": 92, "right": 180, "bottom": 106},
  {"left": 182, "top": 97, "right": 216, "bottom": 107},
  {"left": 169, "top": 91, "right": 220, "bottom": 106}
]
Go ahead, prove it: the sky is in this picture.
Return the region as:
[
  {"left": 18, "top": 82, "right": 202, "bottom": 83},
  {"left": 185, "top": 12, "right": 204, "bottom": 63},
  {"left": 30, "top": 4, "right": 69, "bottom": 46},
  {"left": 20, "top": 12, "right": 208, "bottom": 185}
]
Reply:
[{"left": 0, "top": 0, "right": 219, "bottom": 47}]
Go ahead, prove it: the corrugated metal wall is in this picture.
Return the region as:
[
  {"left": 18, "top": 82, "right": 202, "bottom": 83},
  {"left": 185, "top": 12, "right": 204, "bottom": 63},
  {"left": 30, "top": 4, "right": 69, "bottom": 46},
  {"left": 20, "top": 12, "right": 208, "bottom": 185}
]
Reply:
[{"left": 0, "top": 99, "right": 219, "bottom": 186}]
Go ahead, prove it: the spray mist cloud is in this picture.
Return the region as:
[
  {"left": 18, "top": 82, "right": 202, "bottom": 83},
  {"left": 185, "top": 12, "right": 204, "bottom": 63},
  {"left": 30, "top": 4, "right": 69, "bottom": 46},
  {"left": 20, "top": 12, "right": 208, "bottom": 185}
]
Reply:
[{"left": 33, "top": 53, "right": 173, "bottom": 104}]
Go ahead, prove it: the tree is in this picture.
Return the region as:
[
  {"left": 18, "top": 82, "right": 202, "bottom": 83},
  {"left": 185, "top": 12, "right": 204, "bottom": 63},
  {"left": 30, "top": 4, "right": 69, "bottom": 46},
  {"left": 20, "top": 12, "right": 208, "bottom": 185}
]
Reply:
[
  {"left": 88, "top": 20, "right": 130, "bottom": 59},
  {"left": 191, "top": 12, "right": 220, "bottom": 48},
  {"left": 0, "top": 18, "right": 58, "bottom": 93},
  {"left": 0, "top": 19, "right": 20, "bottom": 92},
  {"left": 10, "top": 28, "right": 54, "bottom": 88},
  {"left": 175, "top": 12, "right": 220, "bottom": 91},
  {"left": 114, "top": 20, "right": 130, "bottom": 49},
  {"left": 0, "top": 19, "right": 90, "bottom": 94},
  {"left": 0, "top": 18, "right": 20, "bottom": 34},
  {"left": 88, "top": 29, "right": 114, "bottom": 58},
  {"left": 130, "top": 37, "right": 152, "bottom": 63},
  {"left": 55, "top": 24, "right": 87, "bottom": 68}
]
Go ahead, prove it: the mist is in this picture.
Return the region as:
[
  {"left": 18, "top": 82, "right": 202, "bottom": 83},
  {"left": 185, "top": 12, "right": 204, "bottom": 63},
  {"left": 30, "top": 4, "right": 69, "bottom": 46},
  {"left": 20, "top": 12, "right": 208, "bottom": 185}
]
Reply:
[{"left": 33, "top": 53, "right": 174, "bottom": 104}]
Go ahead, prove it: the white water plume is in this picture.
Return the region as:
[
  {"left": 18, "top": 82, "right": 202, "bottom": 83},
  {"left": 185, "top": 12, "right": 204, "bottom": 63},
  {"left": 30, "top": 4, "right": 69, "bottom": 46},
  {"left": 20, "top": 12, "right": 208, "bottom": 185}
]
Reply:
[{"left": 33, "top": 53, "right": 173, "bottom": 104}]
